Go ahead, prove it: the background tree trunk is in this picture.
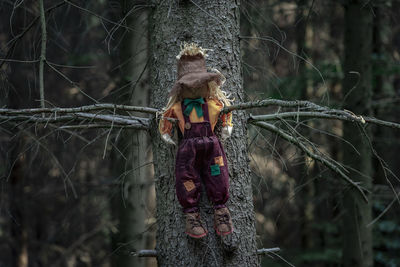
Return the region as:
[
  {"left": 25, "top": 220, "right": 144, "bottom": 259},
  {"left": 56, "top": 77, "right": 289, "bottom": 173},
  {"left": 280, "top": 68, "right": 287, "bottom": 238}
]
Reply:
[
  {"left": 110, "top": 1, "right": 150, "bottom": 267},
  {"left": 372, "top": 0, "right": 396, "bottom": 185},
  {"left": 341, "top": 1, "right": 373, "bottom": 266},
  {"left": 294, "top": 0, "right": 316, "bottom": 253},
  {"left": 149, "top": 0, "right": 259, "bottom": 266}
]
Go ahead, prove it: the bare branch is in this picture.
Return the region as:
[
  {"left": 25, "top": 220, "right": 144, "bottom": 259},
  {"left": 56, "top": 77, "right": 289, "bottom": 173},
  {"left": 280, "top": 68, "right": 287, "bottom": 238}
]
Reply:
[
  {"left": 58, "top": 124, "right": 139, "bottom": 130},
  {"left": 1, "top": 98, "right": 399, "bottom": 132},
  {"left": 251, "top": 111, "right": 357, "bottom": 122},
  {"left": 224, "top": 99, "right": 336, "bottom": 113},
  {"left": 0, "top": 104, "right": 158, "bottom": 115},
  {"left": 0, "top": 113, "right": 150, "bottom": 130},
  {"left": 46, "top": 62, "right": 99, "bottom": 103},
  {"left": 251, "top": 121, "right": 369, "bottom": 202},
  {"left": 1, "top": 97, "right": 397, "bottom": 199},
  {"left": 251, "top": 110, "right": 400, "bottom": 130},
  {"left": 0, "top": 1, "right": 66, "bottom": 68},
  {"left": 63, "top": 0, "right": 135, "bottom": 31},
  {"left": 133, "top": 248, "right": 281, "bottom": 257},
  {"left": 223, "top": 99, "right": 400, "bottom": 130},
  {"left": 39, "top": 0, "right": 47, "bottom": 110}
]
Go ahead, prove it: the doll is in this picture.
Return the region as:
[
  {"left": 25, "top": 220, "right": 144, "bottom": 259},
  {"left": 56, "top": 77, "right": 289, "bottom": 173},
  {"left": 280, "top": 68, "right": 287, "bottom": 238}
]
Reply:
[{"left": 159, "top": 43, "right": 234, "bottom": 239}]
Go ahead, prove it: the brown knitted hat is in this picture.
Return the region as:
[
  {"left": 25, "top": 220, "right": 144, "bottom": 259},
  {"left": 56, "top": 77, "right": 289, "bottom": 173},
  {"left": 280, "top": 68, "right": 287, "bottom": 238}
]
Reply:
[{"left": 169, "top": 43, "right": 222, "bottom": 97}]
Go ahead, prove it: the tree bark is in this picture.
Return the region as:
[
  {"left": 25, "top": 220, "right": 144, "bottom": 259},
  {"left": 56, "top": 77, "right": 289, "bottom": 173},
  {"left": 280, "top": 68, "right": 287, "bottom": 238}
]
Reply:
[
  {"left": 341, "top": 1, "right": 373, "bottom": 266},
  {"left": 149, "top": 0, "right": 259, "bottom": 266}
]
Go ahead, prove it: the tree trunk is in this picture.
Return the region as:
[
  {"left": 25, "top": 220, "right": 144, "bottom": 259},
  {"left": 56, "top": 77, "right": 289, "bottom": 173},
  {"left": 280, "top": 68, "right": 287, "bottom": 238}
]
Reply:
[
  {"left": 9, "top": 160, "right": 29, "bottom": 267},
  {"left": 372, "top": 0, "right": 396, "bottom": 185},
  {"left": 294, "top": 0, "right": 317, "bottom": 253},
  {"left": 110, "top": 1, "right": 150, "bottom": 267},
  {"left": 149, "top": 0, "right": 259, "bottom": 266},
  {"left": 341, "top": 1, "right": 373, "bottom": 266}
]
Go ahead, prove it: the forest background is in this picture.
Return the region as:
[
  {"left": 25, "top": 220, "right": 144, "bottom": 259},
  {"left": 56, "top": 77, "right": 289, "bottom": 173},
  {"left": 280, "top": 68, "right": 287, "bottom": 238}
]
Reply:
[{"left": 1, "top": 0, "right": 400, "bottom": 266}]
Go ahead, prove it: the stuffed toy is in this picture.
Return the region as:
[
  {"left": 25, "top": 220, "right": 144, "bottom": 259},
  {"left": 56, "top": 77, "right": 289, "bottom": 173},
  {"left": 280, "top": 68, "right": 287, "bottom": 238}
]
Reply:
[{"left": 159, "top": 43, "right": 234, "bottom": 239}]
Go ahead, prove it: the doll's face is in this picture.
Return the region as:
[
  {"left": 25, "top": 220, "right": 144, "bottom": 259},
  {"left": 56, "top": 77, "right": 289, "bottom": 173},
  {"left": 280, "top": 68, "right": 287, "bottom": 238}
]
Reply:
[{"left": 180, "top": 84, "right": 209, "bottom": 99}]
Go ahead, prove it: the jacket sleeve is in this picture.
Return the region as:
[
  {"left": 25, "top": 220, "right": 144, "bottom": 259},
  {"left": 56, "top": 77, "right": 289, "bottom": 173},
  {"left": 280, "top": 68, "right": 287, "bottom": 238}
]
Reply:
[
  {"left": 213, "top": 98, "right": 233, "bottom": 127},
  {"left": 159, "top": 107, "right": 176, "bottom": 136},
  {"left": 221, "top": 110, "right": 233, "bottom": 127}
]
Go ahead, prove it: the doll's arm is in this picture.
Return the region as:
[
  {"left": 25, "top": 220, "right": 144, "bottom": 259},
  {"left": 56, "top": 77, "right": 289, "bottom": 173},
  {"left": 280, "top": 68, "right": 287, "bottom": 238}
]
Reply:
[
  {"left": 221, "top": 125, "right": 232, "bottom": 140},
  {"left": 210, "top": 98, "right": 233, "bottom": 140},
  {"left": 220, "top": 107, "right": 233, "bottom": 141},
  {"left": 161, "top": 133, "right": 176, "bottom": 145},
  {"left": 159, "top": 108, "right": 177, "bottom": 145}
]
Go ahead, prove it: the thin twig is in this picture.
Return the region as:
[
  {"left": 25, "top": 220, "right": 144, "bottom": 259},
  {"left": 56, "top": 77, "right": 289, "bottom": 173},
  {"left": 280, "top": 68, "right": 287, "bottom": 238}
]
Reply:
[
  {"left": 0, "top": 1, "right": 65, "bottom": 68},
  {"left": 102, "top": 108, "right": 115, "bottom": 159},
  {"left": 46, "top": 62, "right": 99, "bottom": 103},
  {"left": 0, "top": 58, "right": 39, "bottom": 63},
  {"left": 63, "top": 0, "right": 134, "bottom": 31},
  {"left": 39, "top": 0, "right": 47, "bottom": 111},
  {"left": 367, "top": 195, "right": 397, "bottom": 228},
  {"left": 240, "top": 35, "right": 326, "bottom": 91}
]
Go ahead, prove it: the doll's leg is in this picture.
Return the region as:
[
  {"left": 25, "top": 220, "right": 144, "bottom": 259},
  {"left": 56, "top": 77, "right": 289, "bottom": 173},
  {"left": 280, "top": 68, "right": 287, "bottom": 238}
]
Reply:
[
  {"left": 175, "top": 140, "right": 202, "bottom": 213},
  {"left": 202, "top": 137, "right": 233, "bottom": 235},
  {"left": 201, "top": 137, "right": 229, "bottom": 208},
  {"left": 176, "top": 140, "right": 208, "bottom": 238}
]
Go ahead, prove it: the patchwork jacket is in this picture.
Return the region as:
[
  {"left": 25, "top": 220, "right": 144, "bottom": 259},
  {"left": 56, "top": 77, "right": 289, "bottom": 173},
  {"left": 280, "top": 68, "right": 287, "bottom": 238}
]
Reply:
[{"left": 159, "top": 98, "right": 233, "bottom": 137}]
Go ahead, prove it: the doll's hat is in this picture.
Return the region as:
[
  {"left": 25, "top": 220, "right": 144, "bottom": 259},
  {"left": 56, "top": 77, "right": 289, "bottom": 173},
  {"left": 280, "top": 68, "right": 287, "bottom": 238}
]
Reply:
[{"left": 169, "top": 43, "right": 222, "bottom": 97}]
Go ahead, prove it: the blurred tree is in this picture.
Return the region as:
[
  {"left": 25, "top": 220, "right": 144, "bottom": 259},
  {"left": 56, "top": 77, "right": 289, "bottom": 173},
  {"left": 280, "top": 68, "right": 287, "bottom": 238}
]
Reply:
[
  {"left": 109, "top": 1, "right": 151, "bottom": 267},
  {"left": 372, "top": 0, "right": 396, "bottom": 185},
  {"left": 341, "top": 0, "right": 373, "bottom": 266},
  {"left": 1, "top": 1, "right": 117, "bottom": 266}
]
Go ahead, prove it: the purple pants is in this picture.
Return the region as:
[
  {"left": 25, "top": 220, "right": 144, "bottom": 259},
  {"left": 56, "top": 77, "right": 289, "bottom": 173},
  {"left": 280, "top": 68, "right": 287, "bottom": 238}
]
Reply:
[{"left": 175, "top": 101, "right": 229, "bottom": 213}]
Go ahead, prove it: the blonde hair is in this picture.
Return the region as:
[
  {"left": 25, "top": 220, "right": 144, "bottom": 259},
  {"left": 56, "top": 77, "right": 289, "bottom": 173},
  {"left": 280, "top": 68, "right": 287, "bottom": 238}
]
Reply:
[
  {"left": 208, "top": 68, "right": 232, "bottom": 107},
  {"left": 176, "top": 42, "right": 210, "bottom": 59}
]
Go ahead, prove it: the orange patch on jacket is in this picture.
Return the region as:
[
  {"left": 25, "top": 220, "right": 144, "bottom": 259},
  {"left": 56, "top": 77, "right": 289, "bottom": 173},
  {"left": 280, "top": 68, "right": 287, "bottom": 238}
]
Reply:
[
  {"left": 215, "top": 156, "right": 224, "bottom": 167},
  {"left": 183, "top": 180, "right": 196, "bottom": 192}
]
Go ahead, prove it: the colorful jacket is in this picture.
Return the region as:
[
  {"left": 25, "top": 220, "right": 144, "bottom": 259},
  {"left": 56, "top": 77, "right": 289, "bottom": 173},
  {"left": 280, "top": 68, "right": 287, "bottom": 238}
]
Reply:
[{"left": 159, "top": 98, "right": 233, "bottom": 136}]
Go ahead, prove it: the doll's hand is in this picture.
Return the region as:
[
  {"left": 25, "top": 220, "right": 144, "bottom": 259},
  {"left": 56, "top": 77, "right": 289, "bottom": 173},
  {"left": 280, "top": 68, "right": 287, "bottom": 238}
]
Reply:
[
  {"left": 161, "top": 133, "right": 176, "bottom": 146},
  {"left": 221, "top": 126, "right": 233, "bottom": 141}
]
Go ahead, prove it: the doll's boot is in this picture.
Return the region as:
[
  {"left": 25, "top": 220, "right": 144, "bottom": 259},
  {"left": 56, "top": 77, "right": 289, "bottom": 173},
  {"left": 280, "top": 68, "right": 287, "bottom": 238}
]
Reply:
[
  {"left": 185, "top": 212, "right": 207, "bottom": 238},
  {"left": 214, "top": 207, "right": 233, "bottom": 236}
]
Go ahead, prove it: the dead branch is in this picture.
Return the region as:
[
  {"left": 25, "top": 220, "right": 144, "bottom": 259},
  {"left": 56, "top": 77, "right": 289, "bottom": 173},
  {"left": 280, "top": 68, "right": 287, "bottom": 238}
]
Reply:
[
  {"left": 251, "top": 121, "right": 369, "bottom": 202},
  {"left": 1, "top": 98, "right": 398, "bottom": 200},
  {"left": 250, "top": 111, "right": 400, "bottom": 130},
  {"left": 0, "top": 104, "right": 158, "bottom": 115},
  {"left": 39, "top": 0, "right": 47, "bottom": 110},
  {"left": 0, "top": 1, "right": 66, "bottom": 68},
  {"left": 1, "top": 98, "right": 399, "bottom": 131},
  {"left": 222, "top": 99, "right": 324, "bottom": 113},
  {"left": 0, "top": 113, "right": 149, "bottom": 130},
  {"left": 133, "top": 247, "right": 281, "bottom": 257},
  {"left": 224, "top": 99, "right": 400, "bottom": 129},
  {"left": 63, "top": 0, "right": 136, "bottom": 31}
]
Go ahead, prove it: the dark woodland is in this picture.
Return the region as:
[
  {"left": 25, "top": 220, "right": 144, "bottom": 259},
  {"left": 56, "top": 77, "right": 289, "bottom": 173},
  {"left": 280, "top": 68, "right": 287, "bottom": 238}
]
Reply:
[{"left": 1, "top": 0, "right": 400, "bottom": 266}]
